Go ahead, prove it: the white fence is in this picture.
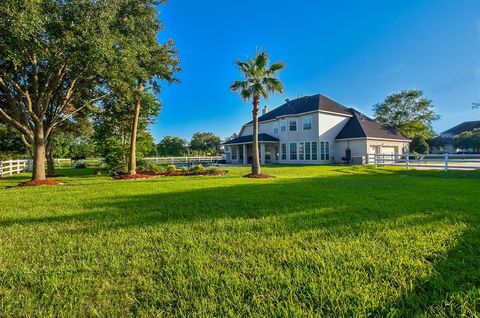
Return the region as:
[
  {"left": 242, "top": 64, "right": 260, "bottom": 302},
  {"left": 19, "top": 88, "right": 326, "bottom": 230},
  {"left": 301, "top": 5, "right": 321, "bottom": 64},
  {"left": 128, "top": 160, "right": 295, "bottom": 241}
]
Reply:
[
  {"left": 368, "top": 153, "right": 480, "bottom": 171},
  {"left": 145, "top": 156, "right": 223, "bottom": 165},
  {"left": 0, "top": 159, "right": 30, "bottom": 177}
]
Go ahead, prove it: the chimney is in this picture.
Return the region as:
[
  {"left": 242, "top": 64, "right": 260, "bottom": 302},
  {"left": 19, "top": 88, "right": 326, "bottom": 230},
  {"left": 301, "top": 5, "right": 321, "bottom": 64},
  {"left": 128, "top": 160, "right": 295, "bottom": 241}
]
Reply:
[{"left": 262, "top": 106, "right": 270, "bottom": 115}]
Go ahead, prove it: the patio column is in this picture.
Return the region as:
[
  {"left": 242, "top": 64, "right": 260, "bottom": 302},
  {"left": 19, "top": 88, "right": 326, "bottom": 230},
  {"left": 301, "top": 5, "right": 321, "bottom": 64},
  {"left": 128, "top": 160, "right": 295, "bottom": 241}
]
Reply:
[
  {"left": 260, "top": 143, "right": 266, "bottom": 165},
  {"left": 242, "top": 144, "right": 247, "bottom": 165}
]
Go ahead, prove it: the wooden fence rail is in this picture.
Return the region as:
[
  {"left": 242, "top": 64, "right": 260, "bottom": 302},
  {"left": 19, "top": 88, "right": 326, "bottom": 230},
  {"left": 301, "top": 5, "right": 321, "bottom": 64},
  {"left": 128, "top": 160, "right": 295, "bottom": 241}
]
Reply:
[
  {"left": 0, "top": 159, "right": 30, "bottom": 177},
  {"left": 368, "top": 153, "right": 480, "bottom": 171}
]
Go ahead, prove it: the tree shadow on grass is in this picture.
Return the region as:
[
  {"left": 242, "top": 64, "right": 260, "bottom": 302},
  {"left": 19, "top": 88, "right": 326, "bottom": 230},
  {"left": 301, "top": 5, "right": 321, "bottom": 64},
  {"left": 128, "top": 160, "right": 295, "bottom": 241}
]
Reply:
[{"left": 0, "top": 169, "right": 479, "bottom": 314}]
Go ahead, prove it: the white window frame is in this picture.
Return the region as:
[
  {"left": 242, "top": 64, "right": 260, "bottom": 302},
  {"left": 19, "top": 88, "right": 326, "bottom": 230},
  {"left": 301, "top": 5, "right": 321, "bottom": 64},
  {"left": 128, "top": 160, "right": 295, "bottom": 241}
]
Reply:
[
  {"left": 320, "top": 141, "right": 330, "bottom": 161},
  {"left": 273, "top": 124, "right": 279, "bottom": 136},
  {"left": 289, "top": 119, "right": 297, "bottom": 132},
  {"left": 312, "top": 141, "right": 318, "bottom": 160},
  {"left": 281, "top": 143, "right": 287, "bottom": 160},
  {"left": 302, "top": 116, "right": 312, "bottom": 130},
  {"left": 231, "top": 146, "right": 237, "bottom": 160},
  {"left": 280, "top": 119, "right": 287, "bottom": 132},
  {"left": 289, "top": 142, "right": 297, "bottom": 160},
  {"left": 298, "top": 142, "right": 305, "bottom": 160},
  {"left": 305, "top": 142, "right": 311, "bottom": 160}
]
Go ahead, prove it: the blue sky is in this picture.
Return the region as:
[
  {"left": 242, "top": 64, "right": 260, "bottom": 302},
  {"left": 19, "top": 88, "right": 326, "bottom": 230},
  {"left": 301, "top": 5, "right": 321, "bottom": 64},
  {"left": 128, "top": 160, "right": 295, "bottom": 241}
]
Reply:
[{"left": 153, "top": 0, "right": 480, "bottom": 141}]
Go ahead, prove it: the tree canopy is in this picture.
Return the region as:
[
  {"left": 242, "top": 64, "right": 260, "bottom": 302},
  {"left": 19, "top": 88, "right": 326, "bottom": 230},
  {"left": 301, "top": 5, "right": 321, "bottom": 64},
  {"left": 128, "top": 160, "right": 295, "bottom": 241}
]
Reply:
[
  {"left": 189, "top": 132, "right": 221, "bottom": 155},
  {"left": 373, "top": 89, "right": 439, "bottom": 139},
  {"left": 157, "top": 136, "right": 188, "bottom": 156}
]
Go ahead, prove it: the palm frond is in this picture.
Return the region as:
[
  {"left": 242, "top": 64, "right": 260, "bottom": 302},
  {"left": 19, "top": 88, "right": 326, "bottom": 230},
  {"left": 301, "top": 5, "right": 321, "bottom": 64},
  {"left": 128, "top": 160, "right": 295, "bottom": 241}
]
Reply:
[{"left": 254, "top": 52, "right": 268, "bottom": 70}]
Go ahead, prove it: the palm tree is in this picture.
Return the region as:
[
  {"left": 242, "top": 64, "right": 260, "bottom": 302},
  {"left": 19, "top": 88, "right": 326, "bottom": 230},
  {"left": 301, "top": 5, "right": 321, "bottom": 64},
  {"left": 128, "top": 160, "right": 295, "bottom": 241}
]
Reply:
[{"left": 230, "top": 51, "right": 284, "bottom": 175}]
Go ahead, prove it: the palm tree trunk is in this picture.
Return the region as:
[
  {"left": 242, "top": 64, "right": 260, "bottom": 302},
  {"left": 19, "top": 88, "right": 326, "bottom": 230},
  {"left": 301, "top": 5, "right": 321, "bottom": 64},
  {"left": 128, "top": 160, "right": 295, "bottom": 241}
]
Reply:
[
  {"left": 128, "top": 82, "right": 144, "bottom": 175},
  {"left": 252, "top": 95, "right": 261, "bottom": 175}
]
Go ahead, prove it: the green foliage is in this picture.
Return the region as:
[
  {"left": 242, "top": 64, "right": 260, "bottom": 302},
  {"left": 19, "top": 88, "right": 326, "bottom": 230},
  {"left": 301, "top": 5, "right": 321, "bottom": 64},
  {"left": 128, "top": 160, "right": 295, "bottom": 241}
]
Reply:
[
  {"left": 101, "top": 137, "right": 127, "bottom": 175},
  {"left": 189, "top": 132, "right": 221, "bottom": 155},
  {"left": 189, "top": 164, "right": 206, "bottom": 174},
  {"left": 0, "top": 123, "right": 28, "bottom": 159},
  {"left": 157, "top": 136, "right": 187, "bottom": 156},
  {"left": 230, "top": 51, "right": 285, "bottom": 101},
  {"left": 427, "top": 136, "right": 450, "bottom": 151},
  {"left": 137, "top": 161, "right": 165, "bottom": 173},
  {"left": 453, "top": 128, "right": 480, "bottom": 152},
  {"left": 373, "top": 89, "right": 439, "bottom": 139},
  {"left": 410, "top": 136, "right": 430, "bottom": 154},
  {"left": 165, "top": 164, "right": 176, "bottom": 173},
  {"left": 0, "top": 166, "right": 479, "bottom": 316}
]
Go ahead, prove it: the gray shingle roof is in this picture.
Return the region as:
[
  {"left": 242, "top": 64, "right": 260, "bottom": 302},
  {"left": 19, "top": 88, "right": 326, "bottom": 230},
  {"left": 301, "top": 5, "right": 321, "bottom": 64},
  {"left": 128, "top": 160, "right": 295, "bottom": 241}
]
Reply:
[
  {"left": 335, "top": 109, "right": 408, "bottom": 140},
  {"left": 248, "top": 94, "right": 352, "bottom": 124},
  {"left": 223, "top": 133, "right": 279, "bottom": 145},
  {"left": 441, "top": 121, "right": 480, "bottom": 135}
]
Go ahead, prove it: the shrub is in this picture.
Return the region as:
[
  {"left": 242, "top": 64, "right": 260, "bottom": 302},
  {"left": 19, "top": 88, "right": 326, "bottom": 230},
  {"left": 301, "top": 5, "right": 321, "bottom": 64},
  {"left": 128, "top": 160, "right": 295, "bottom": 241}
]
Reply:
[
  {"left": 190, "top": 164, "right": 206, "bottom": 174},
  {"left": 166, "top": 164, "right": 176, "bottom": 173},
  {"left": 102, "top": 137, "right": 127, "bottom": 176},
  {"left": 138, "top": 161, "right": 165, "bottom": 174},
  {"left": 207, "top": 167, "right": 218, "bottom": 174},
  {"left": 410, "top": 136, "right": 429, "bottom": 154}
]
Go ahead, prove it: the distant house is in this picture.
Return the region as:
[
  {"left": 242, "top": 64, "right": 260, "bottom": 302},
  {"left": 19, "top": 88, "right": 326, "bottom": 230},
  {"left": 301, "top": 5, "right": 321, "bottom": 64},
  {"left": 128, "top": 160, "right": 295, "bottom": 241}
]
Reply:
[
  {"left": 223, "top": 94, "right": 409, "bottom": 164},
  {"left": 436, "top": 120, "right": 480, "bottom": 153}
]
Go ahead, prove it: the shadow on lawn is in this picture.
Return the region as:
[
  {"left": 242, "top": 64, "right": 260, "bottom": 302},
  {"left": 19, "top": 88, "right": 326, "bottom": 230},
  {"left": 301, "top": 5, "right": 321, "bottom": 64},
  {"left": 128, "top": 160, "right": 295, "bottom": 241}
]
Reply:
[{"left": 1, "top": 168, "right": 479, "bottom": 314}]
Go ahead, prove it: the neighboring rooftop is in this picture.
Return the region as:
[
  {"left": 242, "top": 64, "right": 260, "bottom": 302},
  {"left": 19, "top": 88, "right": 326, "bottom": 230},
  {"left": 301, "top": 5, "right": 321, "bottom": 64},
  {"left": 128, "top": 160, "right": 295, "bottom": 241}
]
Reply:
[
  {"left": 441, "top": 121, "right": 480, "bottom": 136},
  {"left": 247, "top": 94, "right": 352, "bottom": 124},
  {"left": 223, "top": 133, "right": 279, "bottom": 145},
  {"left": 335, "top": 109, "right": 408, "bottom": 141}
]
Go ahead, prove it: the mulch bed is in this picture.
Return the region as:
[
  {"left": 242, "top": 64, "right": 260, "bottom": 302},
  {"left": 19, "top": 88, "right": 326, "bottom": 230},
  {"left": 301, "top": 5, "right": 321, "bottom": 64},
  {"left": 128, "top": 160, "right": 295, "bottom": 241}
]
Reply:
[
  {"left": 243, "top": 173, "right": 274, "bottom": 179},
  {"left": 113, "top": 169, "right": 228, "bottom": 180},
  {"left": 17, "top": 179, "right": 63, "bottom": 186}
]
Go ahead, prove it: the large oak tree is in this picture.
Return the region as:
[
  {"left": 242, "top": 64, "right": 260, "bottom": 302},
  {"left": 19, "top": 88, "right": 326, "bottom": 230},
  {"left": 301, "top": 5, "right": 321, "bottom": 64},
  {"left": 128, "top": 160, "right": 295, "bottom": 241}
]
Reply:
[{"left": 0, "top": 0, "right": 121, "bottom": 180}]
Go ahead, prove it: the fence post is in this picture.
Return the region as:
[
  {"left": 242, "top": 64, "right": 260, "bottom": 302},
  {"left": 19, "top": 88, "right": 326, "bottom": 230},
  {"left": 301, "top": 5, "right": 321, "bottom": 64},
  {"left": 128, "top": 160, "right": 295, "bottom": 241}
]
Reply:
[
  {"left": 406, "top": 153, "right": 409, "bottom": 171},
  {"left": 373, "top": 154, "right": 377, "bottom": 168},
  {"left": 444, "top": 153, "right": 448, "bottom": 172}
]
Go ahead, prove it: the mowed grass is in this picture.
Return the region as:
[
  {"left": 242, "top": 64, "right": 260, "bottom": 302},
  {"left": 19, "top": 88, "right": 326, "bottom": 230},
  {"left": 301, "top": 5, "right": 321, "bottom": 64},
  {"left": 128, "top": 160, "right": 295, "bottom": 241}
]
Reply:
[{"left": 0, "top": 165, "right": 479, "bottom": 317}]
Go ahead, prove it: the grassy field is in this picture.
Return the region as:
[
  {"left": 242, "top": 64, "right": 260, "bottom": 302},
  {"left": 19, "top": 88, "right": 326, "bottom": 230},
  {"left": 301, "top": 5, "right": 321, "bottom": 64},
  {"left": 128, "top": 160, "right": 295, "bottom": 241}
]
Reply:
[{"left": 0, "top": 165, "right": 479, "bottom": 317}]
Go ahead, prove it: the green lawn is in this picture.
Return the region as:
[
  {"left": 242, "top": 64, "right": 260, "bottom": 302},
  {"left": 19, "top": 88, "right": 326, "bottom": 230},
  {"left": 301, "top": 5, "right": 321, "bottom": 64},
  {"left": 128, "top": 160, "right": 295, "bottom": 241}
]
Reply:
[{"left": 0, "top": 166, "right": 479, "bottom": 317}]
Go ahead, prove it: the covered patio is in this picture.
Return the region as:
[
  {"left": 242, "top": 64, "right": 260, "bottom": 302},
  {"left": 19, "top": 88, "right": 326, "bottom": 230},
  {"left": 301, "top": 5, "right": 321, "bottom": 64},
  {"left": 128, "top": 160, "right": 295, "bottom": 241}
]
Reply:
[{"left": 223, "top": 133, "right": 279, "bottom": 165}]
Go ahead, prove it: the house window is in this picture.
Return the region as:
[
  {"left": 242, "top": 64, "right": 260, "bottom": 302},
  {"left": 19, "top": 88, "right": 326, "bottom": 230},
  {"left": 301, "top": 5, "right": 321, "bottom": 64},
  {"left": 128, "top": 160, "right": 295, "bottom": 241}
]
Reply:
[
  {"left": 289, "top": 120, "right": 297, "bottom": 131},
  {"left": 273, "top": 125, "right": 279, "bottom": 136},
  {"left": 239, "top": 146, "right": 244, "bottom": 161},
  {"left": 312, "top": 141, "right": 318, "bottom": 160},
  {"left": 231, "top": 146, "right": 237, "bottom": 160},
  {"left": 303, "top": 117, "right": 312, "bottom": 130},
  {"left": 281, "top": 143, "right": 287, "bottom": 160},
  {"left": 289, "top": 143, "right": 297, "bottom": 160},
  {"left": 320, "top": 141, "right": 330, "bottom": 160},
  {"left": 280, "top": 119, "right": 286, "bottom": 132},
  {"left": 299, "top": 142, "right": 304, "bottom": 160},
  {"left": 305, "top": 142, "right": 311, "bottom": 160}
]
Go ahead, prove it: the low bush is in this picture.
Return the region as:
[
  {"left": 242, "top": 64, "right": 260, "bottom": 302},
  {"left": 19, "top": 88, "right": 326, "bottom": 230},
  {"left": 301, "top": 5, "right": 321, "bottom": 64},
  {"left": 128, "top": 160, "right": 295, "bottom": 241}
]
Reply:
[
  {"left": 166, "top": 164, "right": 176, "bottom": 173},
  {"left": 138, "top": 161, "right": 165, "bottom": 174},
  {"left": 190, "top": 164, "right": 206, "bottom": 174}
]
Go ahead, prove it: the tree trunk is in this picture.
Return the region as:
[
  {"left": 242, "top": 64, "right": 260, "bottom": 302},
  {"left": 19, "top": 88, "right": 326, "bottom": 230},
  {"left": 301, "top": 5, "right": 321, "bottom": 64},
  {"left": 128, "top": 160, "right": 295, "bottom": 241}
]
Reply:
[
  {"left": 46, "top": 137, "right": 55, "bottom": 176},
  {"left": 32, "top": 127, "right": 46, "bottom": 180},
  {"left": 251, "top": 95, "right": 261, "bottom": 175},
  {"left": 128, "top": 82, "right": 144, "bottom": 175}
]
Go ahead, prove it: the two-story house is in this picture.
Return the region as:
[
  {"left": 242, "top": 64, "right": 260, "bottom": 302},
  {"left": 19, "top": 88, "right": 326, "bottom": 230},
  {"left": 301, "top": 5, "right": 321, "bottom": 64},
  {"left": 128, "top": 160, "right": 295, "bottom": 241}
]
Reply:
[{"left": 223, "top": 94, "right": 409, "bottom": 164}]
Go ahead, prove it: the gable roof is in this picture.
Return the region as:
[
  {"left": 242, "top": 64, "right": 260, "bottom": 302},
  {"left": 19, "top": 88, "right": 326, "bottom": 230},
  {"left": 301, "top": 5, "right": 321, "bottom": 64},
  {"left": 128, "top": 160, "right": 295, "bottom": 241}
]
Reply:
[
  {"left": 441, "top": 121, "right": 480, "bottom": 136},
  {"left": 223, "top": 133, "right": 279, "bottom": 145},
  {"left": 247, "top": 94, "right": 352, "bottom": 124},
  {"left": 335, "top": 109, "right": 408, "bottom": 141}
]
